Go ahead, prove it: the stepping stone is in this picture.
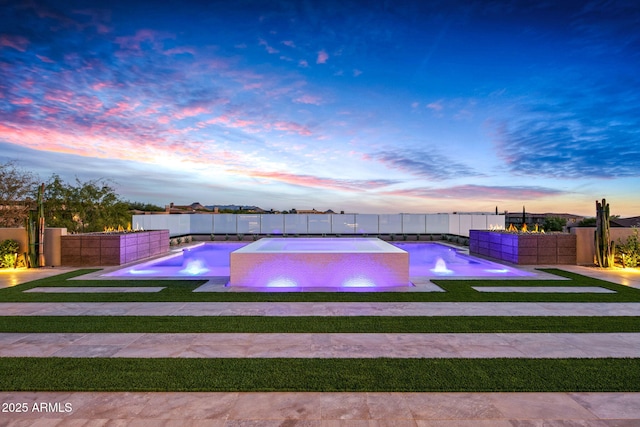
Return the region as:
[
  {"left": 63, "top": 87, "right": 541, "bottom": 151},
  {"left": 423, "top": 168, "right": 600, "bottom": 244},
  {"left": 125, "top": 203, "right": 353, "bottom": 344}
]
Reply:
[
  {"left": 24, "top": 287, "right": 166, "bottom": 293},
  {"left": 472, "top": 286, "right": 615, "bottom": 293},
  {"left": 193, "top": 278, "right": 230, "bottom": 292}
]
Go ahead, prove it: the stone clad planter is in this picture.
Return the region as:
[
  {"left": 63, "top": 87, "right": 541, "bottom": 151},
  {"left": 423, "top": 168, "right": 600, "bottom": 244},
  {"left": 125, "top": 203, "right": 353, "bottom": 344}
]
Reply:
[
  {"left": 61, "top": 230, "right": 169, "bottom": 266},
  {"left": 469, "top": 230, "right": 576, "bottom": 265}
]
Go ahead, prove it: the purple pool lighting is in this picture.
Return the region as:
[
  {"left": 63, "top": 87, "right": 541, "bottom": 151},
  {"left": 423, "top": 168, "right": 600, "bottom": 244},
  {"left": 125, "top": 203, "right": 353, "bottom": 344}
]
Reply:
[
  {"left": 393, "top": 242, "right": 534, "bottom": 277},
  {"left": 229, "top": 238, "right": 410, "bottom": 288},
  {"left": 103, "top": 243, "right": 245, "bottom": 277},
  {"left": 103, "top": 240, "right": 534, "bottom": 283}
]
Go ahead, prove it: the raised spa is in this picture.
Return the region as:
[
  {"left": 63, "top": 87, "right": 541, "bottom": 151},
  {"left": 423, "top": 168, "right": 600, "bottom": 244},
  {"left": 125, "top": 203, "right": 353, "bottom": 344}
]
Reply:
[{"left": 230, "top": 238, "right": 409, "bottom": 288}]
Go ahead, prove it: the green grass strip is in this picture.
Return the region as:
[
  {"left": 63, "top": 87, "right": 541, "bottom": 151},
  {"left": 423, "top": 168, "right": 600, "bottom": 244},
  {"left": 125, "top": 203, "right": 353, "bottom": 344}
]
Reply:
[
  {"left": 1, "top": 316, "right": 639, "bottom": 333},
  {"left": 1, "top": 358, "right": 638, "bottom": 392},
  {"left": 2, "top": 268, "right": 640, "bottom": 302}
]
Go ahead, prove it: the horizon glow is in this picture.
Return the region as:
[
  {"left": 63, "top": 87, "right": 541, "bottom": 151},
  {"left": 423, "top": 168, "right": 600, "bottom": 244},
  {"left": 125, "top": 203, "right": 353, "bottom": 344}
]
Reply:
[{"left": 1, "top": 1, "right": 639, "bottom": 216}]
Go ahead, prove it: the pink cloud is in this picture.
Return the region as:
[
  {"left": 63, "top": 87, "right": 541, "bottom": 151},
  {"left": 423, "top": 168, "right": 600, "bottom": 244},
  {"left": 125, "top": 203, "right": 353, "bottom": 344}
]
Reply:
[
  {"left": 353, "top": 69, "right": 362, "bottom": 77},
  {"left": 243, "top": 82, "right": 263, "bottom": 90},
  {"left": 91, "top": 82, "right": 110, "bottom": 91},
  {"left": 41, "top": 106, "right": 61, "bottom": 115},
  {"left": 115, "top": 29, "right": 172, "bottom": 52},
  {"left": 259, "top": 38, "right": 279, "bottom": 54},
  {"left": 36, "top": 55, "right": 55, "bottom": 63},
  {"left": 427, "top": 100, "right": 444, "bottom": 111},
  {"left": 282, "top": 40, "right": 296, "bottom": 48},
  {"left": 273, "top": 121, "right": 312, "bottom": 136},
  {"left": 316, "top": 49, "right": 329, "bottom": 64},
  {"left": 11, "top": 97, "right": 34, "bottom": 106},
  {"left": 0, "top": 35, "right": 29, "bottom": 52},
  {"left": 175, "top": 106, "right": 209, "bottom": 119},
  {"left": 382, "top": 185, "right": 562, "bottom": 200},
  {"left": 234, "top": 170, "right": 395, "bottom": 192},
  {"left": 44, "top": 90, "right": 73, "bottom": 104},
  {"left": 164, "top": 46, "right": 196, "bottom": 56},
  {"left": 200, "top": 115, "right": 257, "bottom": 131},
  {"left": 235, "top": 171, "right": 355, "bottom": 191},
  {"left": 294, "top": 95, "right": 322, "bottom": 105},
  {"left": 104, "top": 101, "right": 139, "bottom": 117},
  {"left": 299, "top": 60, "right": 309, "bottom": 68}
]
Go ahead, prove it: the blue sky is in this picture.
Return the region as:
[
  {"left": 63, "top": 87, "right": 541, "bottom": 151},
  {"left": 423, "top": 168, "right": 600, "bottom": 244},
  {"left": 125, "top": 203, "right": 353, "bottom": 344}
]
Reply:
[{"left": 1, "top": 0, "right": 639, "bottom": 216}]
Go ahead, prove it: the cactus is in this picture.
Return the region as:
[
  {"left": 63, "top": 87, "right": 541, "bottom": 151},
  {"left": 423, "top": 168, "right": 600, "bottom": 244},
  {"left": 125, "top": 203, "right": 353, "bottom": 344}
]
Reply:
[
  {"left": 595, "top": 198, "right": 615, "bottom": 267},
  {"left": 25, "top": 183, "right": 45, "bottom": 268}
]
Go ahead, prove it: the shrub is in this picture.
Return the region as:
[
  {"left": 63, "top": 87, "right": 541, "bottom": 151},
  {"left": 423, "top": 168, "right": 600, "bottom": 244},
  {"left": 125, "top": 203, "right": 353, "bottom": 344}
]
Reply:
[
  {"left": 543, "top": 216, "right": 567, "bottom": 232},
  {"left": 617, "top": 229, "right": 639, "bottom": 268},
  {"left": 0, "top": 239, "right": 20, "bottom": 268},
  {"left": 577, "top": 217, "right": 597, "bottom": 227}
]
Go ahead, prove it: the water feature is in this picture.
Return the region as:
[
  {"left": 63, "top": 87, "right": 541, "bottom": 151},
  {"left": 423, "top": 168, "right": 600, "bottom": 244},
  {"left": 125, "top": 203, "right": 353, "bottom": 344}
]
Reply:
[
  {"left": 104, "top": 239, "right": 534, "bottom": 283},
  {"left": 229, "top": 238, "right": 409, "bottom": 288}
]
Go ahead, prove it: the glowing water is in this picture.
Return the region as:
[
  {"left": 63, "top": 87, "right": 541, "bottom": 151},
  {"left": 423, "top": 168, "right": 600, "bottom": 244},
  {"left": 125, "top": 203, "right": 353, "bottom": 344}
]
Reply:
[
  {"left": 105, "top": 241, "right": 534, "bottom": 281},
  {"left": 431, "top": 257, "right": 453, "bottom": 274}
]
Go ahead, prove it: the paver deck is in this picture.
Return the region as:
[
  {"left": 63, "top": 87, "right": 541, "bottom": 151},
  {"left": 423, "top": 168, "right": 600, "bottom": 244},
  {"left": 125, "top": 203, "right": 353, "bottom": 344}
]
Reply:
[
  {"left": 1, "top": 265, "right": 639, "bottom": 424},
  {"left": 2, "top": 332, "right": 639, "bottom": 358},
  {"left": 0, "top": 391, "right": 639, "bottom": 425},
  {"left": 24, "top": 286, "right": 166, "bottom": 293},
  {"left": 471, "top": 286, "right": 616, "bottom": 293},
  {"left": 1, "top": 301, "right": 639, "bottom": 316}
]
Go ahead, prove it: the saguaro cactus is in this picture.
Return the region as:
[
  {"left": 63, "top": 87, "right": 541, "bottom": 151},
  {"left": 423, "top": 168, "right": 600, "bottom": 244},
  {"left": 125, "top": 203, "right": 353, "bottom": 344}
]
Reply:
[
  {"left": 595, "top": 198, "right": 614, "bottom": 267},
  {"left": 25, "top": 183, "right": 46, "bottom": 268},
  {"left": 37, "top": 183, "right": 45, "bottom": 267}
]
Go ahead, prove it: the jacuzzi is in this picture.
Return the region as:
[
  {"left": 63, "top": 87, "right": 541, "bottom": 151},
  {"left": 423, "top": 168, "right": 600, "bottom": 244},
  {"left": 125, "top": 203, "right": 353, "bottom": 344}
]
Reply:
[{"left": 229, "top": 237, "right": 410, "bottom": 288}]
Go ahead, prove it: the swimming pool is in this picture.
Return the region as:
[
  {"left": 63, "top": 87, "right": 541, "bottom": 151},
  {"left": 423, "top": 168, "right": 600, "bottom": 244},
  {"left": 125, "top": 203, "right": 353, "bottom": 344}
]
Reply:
[{"left": 104, "top": 239, "right": 533, "bottom": 282}]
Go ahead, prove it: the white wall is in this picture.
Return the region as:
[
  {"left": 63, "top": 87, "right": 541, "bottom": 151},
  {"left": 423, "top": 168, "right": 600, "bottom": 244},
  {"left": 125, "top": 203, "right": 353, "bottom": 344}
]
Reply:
[{"left": 132, "top": 213, "right": 505, "bottom": 237}]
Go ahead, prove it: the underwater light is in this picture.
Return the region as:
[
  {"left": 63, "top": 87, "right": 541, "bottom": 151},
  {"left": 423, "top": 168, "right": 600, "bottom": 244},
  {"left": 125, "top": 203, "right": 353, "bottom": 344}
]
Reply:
[
  {"left": 430, "top": 257, "right": 453, "bottom": 274},
  {"left": 129, "top": 269, "right": 159, "bottom": 275},
  {"left": 180, "top": 260, "right": 209, "bottom": 275},
  {"left": 342, "top": 276, "right": 376, "bottom": 287},
  {"left": 266, "top": 277, "right": 298, "bottom": 287}
]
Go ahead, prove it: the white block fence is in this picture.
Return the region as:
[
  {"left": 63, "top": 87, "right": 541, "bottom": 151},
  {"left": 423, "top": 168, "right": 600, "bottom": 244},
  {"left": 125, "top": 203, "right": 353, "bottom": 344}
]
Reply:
[{"left": 132, "top": 214, "right": 505, "bottom": 238}]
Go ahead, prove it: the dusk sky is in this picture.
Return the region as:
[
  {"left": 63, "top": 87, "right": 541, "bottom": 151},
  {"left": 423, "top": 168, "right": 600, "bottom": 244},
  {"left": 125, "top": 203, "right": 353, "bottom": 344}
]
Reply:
[{"left": 1, "top": 0, "right": 639, "bottom": 216}]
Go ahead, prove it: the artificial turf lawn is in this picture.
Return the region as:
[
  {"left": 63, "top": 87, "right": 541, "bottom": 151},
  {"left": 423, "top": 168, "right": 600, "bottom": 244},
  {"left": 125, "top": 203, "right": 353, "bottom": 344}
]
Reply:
[
  {"left": 1, "top": 315, "right": 639, "bottom": 333},
  {"left": 1, "top": 358, "right": 638, "bottom": 392},
  {"left": 2, "top": 268, "right": 640, "bottom": 302}
]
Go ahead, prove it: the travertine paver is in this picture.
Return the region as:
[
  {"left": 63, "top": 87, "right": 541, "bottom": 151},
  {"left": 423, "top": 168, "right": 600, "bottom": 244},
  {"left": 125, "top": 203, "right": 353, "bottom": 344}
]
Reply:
[
  {"left": 1, "top": 266, "right": 639, "bottom": 424},
  {"left": 471, "top": 286, "right": 616, "bottom": 293},
  {"left": 1, "top": 332, "right": 639, "bottom": 358},
  {"left": 24, "top": 287, "right": 166, "bottom": 293},
  {"left": 1, "top": 301, "right": 639, "bottom": 316},
  {"left": 0, "top": 392, "right": 638, "bottom": 424}
]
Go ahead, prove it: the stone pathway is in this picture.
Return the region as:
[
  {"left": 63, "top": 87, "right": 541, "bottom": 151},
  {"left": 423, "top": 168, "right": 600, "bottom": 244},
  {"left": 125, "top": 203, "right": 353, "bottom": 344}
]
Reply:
[
  {"left": 471, "top": 286, "right": 616, "bottom": 293},
  {"left": 2, "top": 332, "right": 639, "bottom": 359},
  {"left": 2, "top": 266, "right": 639, "bottom": 425},
  {"left": 24, "top": 287, "right": 166, "bottom": 293},
  {"left": 1, "top": 391, "right": 639, "bottom": 426},
  {"left": 1, "top": 301, "right": 639, "bottom": 316}
]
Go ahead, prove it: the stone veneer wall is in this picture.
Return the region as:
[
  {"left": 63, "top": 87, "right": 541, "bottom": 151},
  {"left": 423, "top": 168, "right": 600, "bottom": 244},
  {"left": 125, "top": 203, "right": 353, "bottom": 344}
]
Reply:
[
  {"left": 469, "top": 230, "right": 576, "bottom": 265},
  {"left": 61, "top": 230, "right": 169, "bottom": 266}
]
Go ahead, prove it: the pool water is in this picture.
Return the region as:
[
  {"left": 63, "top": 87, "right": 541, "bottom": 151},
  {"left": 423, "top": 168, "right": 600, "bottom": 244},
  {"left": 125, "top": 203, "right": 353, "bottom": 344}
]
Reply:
[
  {"left": 392, "top": 242, "right": 533, "bottom": 277},
  {"left": 104, "top": 241, "right": 533, "bottom": 279}
]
